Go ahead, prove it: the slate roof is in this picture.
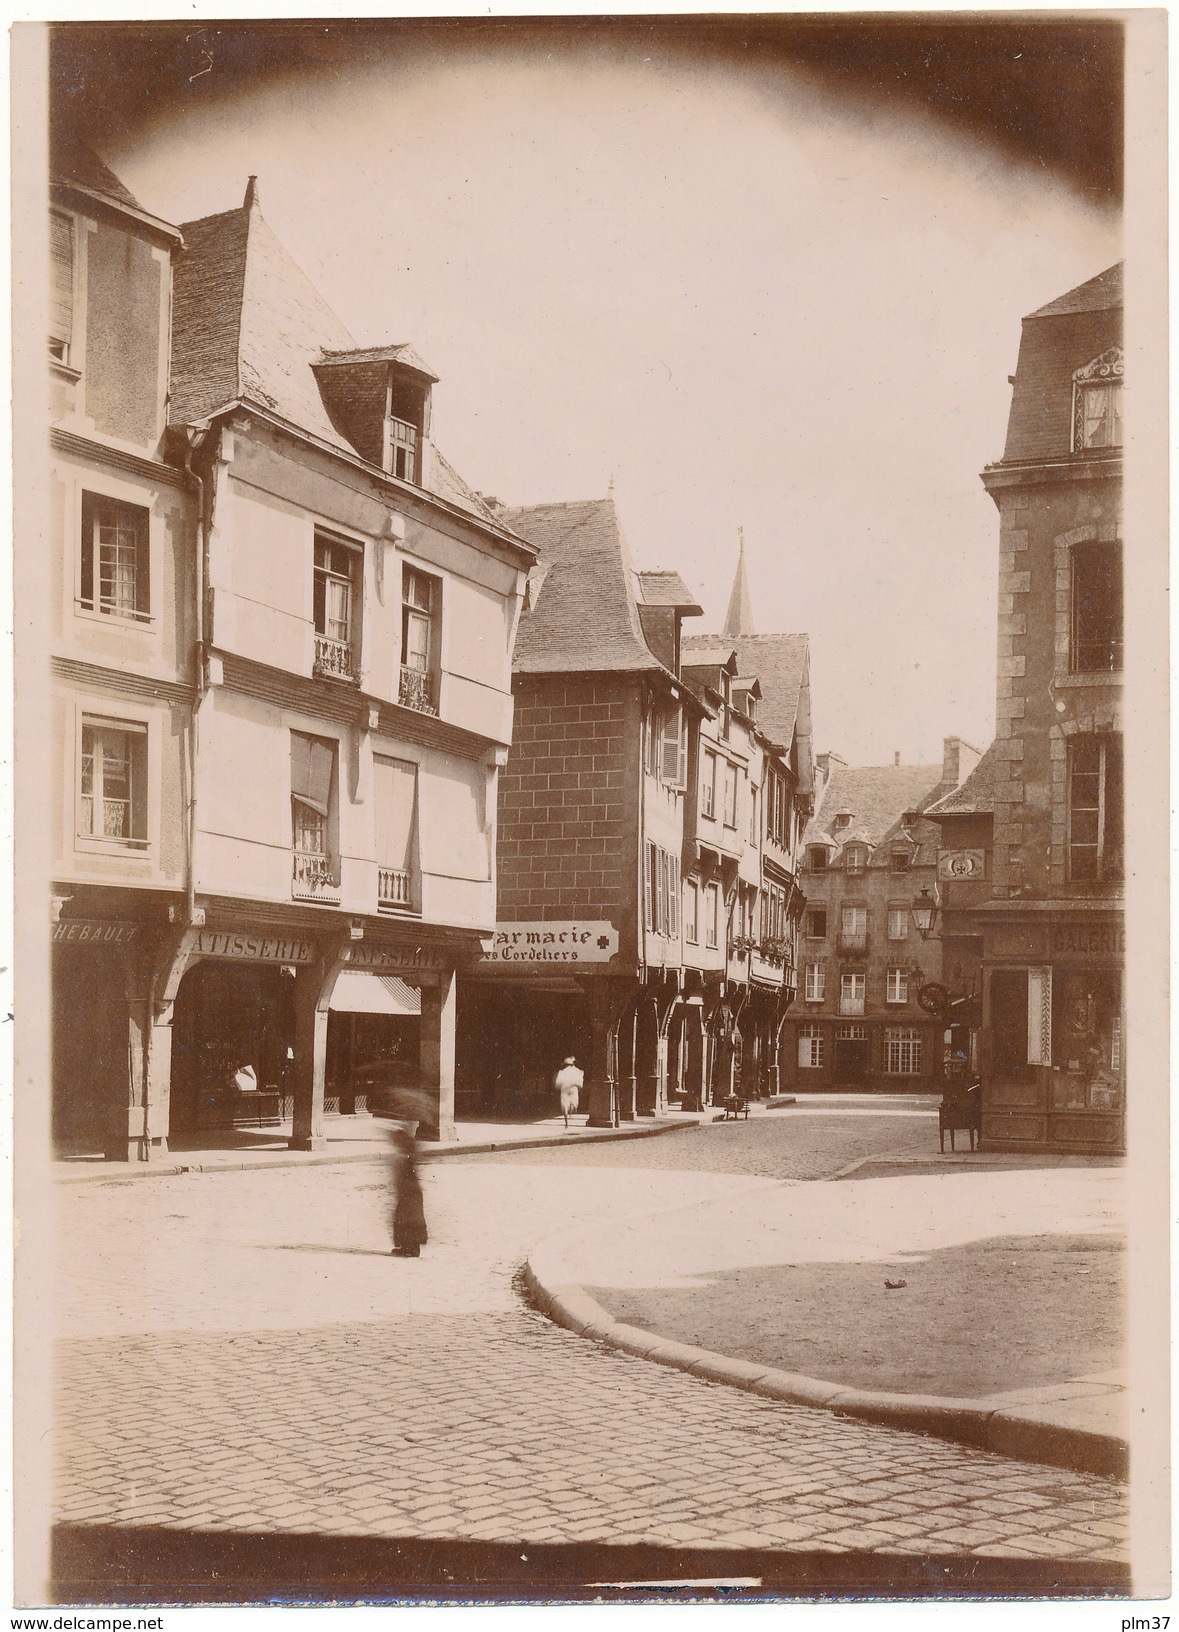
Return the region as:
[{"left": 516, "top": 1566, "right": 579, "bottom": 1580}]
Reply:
[
  {"left": 502, "top": 498, "right": 670, "bottom": 676},
  {"left": 1029, "top": 263, "right": 1122, "bottom": 319},
  {"left": 683, "top": 632, "right": 809, "bottom": 752},
  {"left": 926, "top": 742, "right": 999, "bottom": 817},
  {"left": 168, "top": 187, "right": 498, "bottom": 526},
  {"left": 804, "top": 762, "right": 946, "bottom": 851},
  {"left": 636, "top": 571, "right": 703, "bottom": 612},
  {"left": 51, "top": 131, "right": 145, "bottom": 212},
  {"left": 317, "top": 342, "right": 439, "bottom": 381}
]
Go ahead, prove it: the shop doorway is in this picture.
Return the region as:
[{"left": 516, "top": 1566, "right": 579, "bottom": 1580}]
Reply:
[
  {"left": 456, "top": 983, "right": 591, "bottom": 1118},
  {"left": 52, "top": 948, "right": 127, "bottom": 1157},
  {"left": 170, "top": 960, "right": 295, "bottom": 1135},
  {"left": 834, "top": 1023, "right": 869, "bottom": 1085}
]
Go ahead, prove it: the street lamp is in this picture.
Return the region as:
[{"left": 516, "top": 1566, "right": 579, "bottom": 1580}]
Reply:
[{"left": 910, "top": 886, "right": 939, "bottom": 941}]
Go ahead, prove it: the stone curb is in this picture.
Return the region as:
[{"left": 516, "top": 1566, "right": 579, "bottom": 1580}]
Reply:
[
  {"left": 55, "top": 1115, "right": 709, "bottom": 1186},
  {"left": 522, "top": 1240, "right": 1129, "bottom": 1483}
]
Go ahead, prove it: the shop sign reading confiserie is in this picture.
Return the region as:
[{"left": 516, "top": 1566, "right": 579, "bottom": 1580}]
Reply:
[{"left": 483, "top": 921, "right": 619, "bottom": 964}]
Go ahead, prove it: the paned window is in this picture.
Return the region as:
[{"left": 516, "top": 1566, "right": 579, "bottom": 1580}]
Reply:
[
  {"left": 1068, "top": 735, "right": 1124, "bottom": 883},
  {"left": 798, "top": 1025, "right": 824, "bottom": 1069},
  {"left": 400, "top": 567, "right": 440, "bottom": 713},
  {"left": 840, "top": 972, "right": 866, "bottom": 1016},
  {"left": 845, "top": 844, "right": 867, "bottom": 875},
  {"left": 701, "top": 751, "right": 717, "bottom": 819},
  {"left": 1076, "top": 382, "right": 1123, "bottom": 450},
  {"left": 749, "top": 783, "right": 759, "bottom": 845},
  {"left": 314, "top": 532, "right": 359, "bottom": 678},
  {"left": 705, "top": 883, "right": 720, "bottom": 949},
  {"left": 722, "top": 761, "right": 738, "bottom": 827},
  {"left": 885, "top": 1028, "right": 923, "bottom": 1075},
  {"left": 886, "top": 967, "right": 909, "bottom": 1004},
  {"left": 290, "top": 732, "right": 337, "bottom": 889},
  {"left": 806, "top": 907, "right": 827, "bottom": 940},
  {"left": 804, "top": 962, "right": 825, "bottom": 1003},
  {"left": 808, "top": 846, "right": 828, "bottom": 871},
  {"left": 80, "top": 494, "right": 150, "bottom": 620},
  {"left": 887, "top": 906, "right": 908, "bottom": 941},
  {"left": 683, "top": 879, "right": 699, "bottom": 944},
  {"left": 890, "top": 849, "right": 911, "bottom": 872},
  {"left": 386, "top": 414, "right": 418, "bottom": 483},
  {"left": 1071, "top": 541, "right": 1123, "bottom": 673},
  {"left": 78, "top": 719, "right": 147, "bottom": 845},
  {"left": 840, "top": 905, "right": 868, "bottom": 948}
]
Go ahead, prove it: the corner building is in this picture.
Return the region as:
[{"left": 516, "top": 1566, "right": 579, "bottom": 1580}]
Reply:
[
  {"left": 932, "top": 264, "right": 1125, "bottom": 1154},
  {"left": 49, "top": 161, "right": 533, "bottom": 1157}
]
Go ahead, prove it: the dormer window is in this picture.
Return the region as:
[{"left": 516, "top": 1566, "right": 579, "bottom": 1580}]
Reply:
[
  {"left": 314, "top": 346, "right": 437, "bottom": 486},
  {"left": 1072, "top": 348, "right": 1123, "bottom": 452},
  {"left": 844, "top": 844, "right": 867, "bottom": 876},
  {"left": 808, "top": 846, "right": 828, "bottom": 871},
  {"left": 832, "top": 813, "right": 851, "bottom": 831}
]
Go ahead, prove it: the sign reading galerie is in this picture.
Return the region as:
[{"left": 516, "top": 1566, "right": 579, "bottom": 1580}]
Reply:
[{"left": 483, "top": 922, "right": 619, "bottom": 964}]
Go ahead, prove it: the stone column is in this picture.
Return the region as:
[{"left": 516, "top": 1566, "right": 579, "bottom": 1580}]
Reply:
[
  {"left": 585, "top": 984, "right": 618, "bottom": 1127},
  {"left": 618, "top": 1007, "right": 638, "bottom": 1121},
  {"left": 290, "top": 961, "right": 330, "bottom": 1151},
  {"left": 419, "top": 969, "right": 457, "bottom": 1142}
]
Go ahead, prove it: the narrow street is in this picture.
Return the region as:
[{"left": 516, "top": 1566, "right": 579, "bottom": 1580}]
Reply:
[{"left": 51, "top": 1101, "right": 1128, "bottom": 1596}]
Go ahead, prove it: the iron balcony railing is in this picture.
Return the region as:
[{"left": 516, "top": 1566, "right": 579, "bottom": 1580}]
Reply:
[
  {"left": 1072, "top": 637, "right": 1123, "bottom": 674},
  {"left": 378, "top": 867, "right": 411, "bottom": 909},
  {"left": 839, "top": 993, "right": 866, "bottom": 1017},
  {"left": 314, "top": 635, "right": 356, "bottom": 681},
  {"left": 399, "top": 665, "right": 437, "bottom": 715},
  {"left": 837, "top": 929, "right": 869, "bottom": 955},
  {"left": 292, "top": 851, "right": 340, "bottom": 901}
]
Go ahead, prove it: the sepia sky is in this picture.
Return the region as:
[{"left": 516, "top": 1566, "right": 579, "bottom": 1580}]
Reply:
[{"left": 56, "top": 21, "right": 1123, "bottom": 766}]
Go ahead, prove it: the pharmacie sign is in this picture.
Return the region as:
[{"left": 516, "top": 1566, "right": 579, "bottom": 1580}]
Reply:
[{"left": 484, "top": 922, "right": 619, "bottom": 964}]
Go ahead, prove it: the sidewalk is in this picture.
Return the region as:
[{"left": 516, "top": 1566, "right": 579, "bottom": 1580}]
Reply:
[
  {"left": 525, "top": 1148, "right": 1127, "bottom": 1479},
  {"left": 54, "top": 1107, "right": 720, "bottom": 1183}
]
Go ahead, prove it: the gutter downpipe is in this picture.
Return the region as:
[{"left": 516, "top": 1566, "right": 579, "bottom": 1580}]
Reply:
[{"left": 138, "top": 429, "right": 208, "bottom": 1161}]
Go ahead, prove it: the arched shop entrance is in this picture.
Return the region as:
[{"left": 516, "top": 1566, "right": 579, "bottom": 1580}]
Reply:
[
  {"left": 455, "top": 981, "right": 592, "bottom": 1119},
  {"left": 326, "top": 970, "right": 421, "bottom": 1113},
  {"left": 170, "top": 960, "right": 296, "bottom": 1135}
]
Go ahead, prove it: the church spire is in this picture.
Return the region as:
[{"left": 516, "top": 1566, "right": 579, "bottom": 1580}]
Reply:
[{"left": 722, "top": 527, "right": 755, "bottom": 638}]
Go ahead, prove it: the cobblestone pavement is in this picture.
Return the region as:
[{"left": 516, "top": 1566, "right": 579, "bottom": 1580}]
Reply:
[{"left": 53, "top": 1110, "right": 1128, "bottom": 1568}]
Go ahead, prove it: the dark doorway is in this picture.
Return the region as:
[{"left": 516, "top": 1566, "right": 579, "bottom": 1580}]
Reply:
[
  {"left": 171, "top": 960, "right": 295, "bottom": 1134},
  {"left": 834, "top": 1036, "right": 869, "bottom": 1084}
]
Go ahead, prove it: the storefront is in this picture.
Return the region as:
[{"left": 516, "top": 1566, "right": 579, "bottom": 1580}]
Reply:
[{"left": 979, "top": 907, "right": 1125, "bottom": 1153}]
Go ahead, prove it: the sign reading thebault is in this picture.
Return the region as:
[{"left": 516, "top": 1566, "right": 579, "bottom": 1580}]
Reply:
[{"left": 483, "top": 922, "right": 619, "bottom": 963}]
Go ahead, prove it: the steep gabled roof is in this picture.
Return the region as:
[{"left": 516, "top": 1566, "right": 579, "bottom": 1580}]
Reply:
[
  {"left": 170, "top": 197, "right": 355, "bottom": 438},
  {"left": 684, "top": 632, "right": 809, "bottom": 752},
  {"left": 926, "top": 741, "right": 999, "bottom": 817},
  {"left": 1029, "top": 263, "right": 1122, "bottom": 319},
  {"left": 501, "top": 498, "right": 668, "bottom": 676},
  {"left": 804, "top": 761, "right": 944, "bottom": 849},
  {"left": 169, "top": 183, "right": 497, "bottom": 526},
  {"left": 51, "top": 130, "right": 146, "bottom": 213}
]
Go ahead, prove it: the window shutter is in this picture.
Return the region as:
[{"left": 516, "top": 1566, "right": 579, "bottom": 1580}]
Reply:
[
  {"left": 80, "top": 491, "right": 95, "bottom": 608},
  {"left": 660, "top": 708, "right": 681, "bottom": 785},
  {"left": 134, "top": 509, "right": 150, "bottom": 615},
  {"left": 50, "top": 213, "right": 73, "bottom": 347}
]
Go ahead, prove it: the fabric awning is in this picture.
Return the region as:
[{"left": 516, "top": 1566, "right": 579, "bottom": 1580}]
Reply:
[{"left": 329, "top": 971, "right": 421, "bottom": 1016}]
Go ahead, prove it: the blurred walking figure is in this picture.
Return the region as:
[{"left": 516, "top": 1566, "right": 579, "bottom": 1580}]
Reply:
[
  {"left": 373, "top": 1089, "right": 432, "bottom": 1258},
  {"left": 555, "top": 1056, "right": 584, "bottom": 1129}
]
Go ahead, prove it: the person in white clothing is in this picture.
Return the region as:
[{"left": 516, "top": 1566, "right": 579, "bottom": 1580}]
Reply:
[{"left": 554, "top": 1057, "right": 584, "bottom": 1128}]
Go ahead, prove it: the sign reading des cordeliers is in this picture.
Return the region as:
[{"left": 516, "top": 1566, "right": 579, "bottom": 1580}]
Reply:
[{"left": 483, "top": 922, "right": 619, "bottom": 964}]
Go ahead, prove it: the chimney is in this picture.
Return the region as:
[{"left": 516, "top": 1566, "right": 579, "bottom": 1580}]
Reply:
[
  {"left": 815, "top": 751, "right": 846, "bottom": 791},
  {"left": 243, "top": 175, "right": 261, "bottom": 212},
  {"left": 894, "top": 751, "right": 900, "bottom": 767},
  {"left": 943, "top": 735, "right": 982, "bottom": 788}
]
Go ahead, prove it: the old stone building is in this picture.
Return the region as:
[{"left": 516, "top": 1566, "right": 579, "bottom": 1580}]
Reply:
[
  {"left": 929, "top": 264, "right": 1124, "bottom": 1154},
  {"left": 49, "top": 158, "right": 534, "bottom": 1157},
  {"left": 456, "top": 497, "right": 705, "bottom": 1125},
  {"left": 781, "top": 740, "right": 979, "bottom": 1094}
]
